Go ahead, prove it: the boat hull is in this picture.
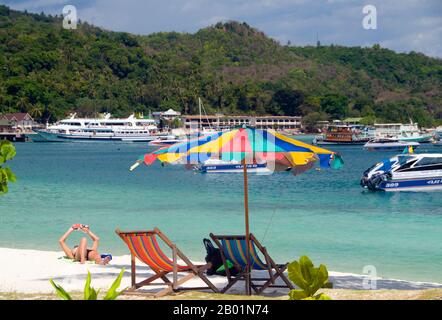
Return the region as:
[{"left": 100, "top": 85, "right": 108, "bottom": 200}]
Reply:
[
  {"left": 198, "top": 163, "right": 271, "bottom": 174},
  {"left": 314, "top": 140, "right": 368, "bottom": 145},
  {"left": 377, "top": 177, "right": 442, "bottom": 191},
  {"left": 364, "top": 142, "right": 420, "bottom": 151},
  {"left": 25, "top": 133, "right": 47, "bottom": 142},
  {"left": 33, "top": 130, "right": 67, "bottom": 142},
  {"left": 398, "top": 135, "right": 433, "bottom": 143},
  {"left": 34, "top": 130, "right": 155, "bottom": 142},
  {"left": 149, "top": 140, "right": 183, "bottom": 147},
  {"left": 60, "top": 135, "right": 154, "bottom": 142}
]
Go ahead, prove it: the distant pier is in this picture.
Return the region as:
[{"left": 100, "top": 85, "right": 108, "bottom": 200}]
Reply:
[{"left": 0, "top": 132, "right": 28, "bottom": 142}]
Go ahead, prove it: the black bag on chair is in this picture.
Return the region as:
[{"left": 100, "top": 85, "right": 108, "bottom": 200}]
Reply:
[
  {"left": 203, "top": 238, "right": 239, "bottom": 277},
  {"left": 203, "top": 238, "right": 223, "bottom": 276}
]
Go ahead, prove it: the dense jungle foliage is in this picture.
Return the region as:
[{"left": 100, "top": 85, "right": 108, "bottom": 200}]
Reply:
[{"left": 0, "top": 5, "right": 441, "bottom": 127}]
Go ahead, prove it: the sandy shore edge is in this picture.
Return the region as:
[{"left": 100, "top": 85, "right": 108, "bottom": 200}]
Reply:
[{"left": 1, "top": 248, "right": 441, "bottom": 295}]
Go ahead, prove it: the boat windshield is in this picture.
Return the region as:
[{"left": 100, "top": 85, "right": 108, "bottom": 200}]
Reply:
[{"left": 397, "top": 155, "right": 414, "bottom": 165}]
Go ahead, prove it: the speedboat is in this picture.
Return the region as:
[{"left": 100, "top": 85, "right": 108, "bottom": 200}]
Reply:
[
  {"left": 360, "top": 153, "right": 442, "bottom": 191},
  {"left": 397, "top": 131, "right": 433, "bottom": 143},
  {"left": 194, "top": 159, "right": 274, "bottom": 174},
  {"left": 149, "top": 135, "right": 186, "bottom": 147},
  {"left": 363, "top": 138, "right": 420, "bottom": 151}
]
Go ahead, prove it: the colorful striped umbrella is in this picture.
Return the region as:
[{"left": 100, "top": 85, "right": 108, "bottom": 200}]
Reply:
[
  {"left": 134, "top": 127, "right": 343, "bottom": 172},
  {"left": 131, "top": 127, "right": 343, "bottom": 294}
]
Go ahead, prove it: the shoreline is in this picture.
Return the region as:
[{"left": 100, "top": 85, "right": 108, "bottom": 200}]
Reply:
[{"left": 1, "top": 247, "right": 441, "bottom": 295}]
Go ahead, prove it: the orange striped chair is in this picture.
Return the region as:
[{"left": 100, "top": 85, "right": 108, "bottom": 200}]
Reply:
[
  {"left": 116, "top": 227, "right": 219, "bottom": 297},
  {"left": 210, "top": 233, "right": 294, "bottom": 294}
]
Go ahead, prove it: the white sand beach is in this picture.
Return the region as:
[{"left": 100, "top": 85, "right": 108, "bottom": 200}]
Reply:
[{"left": 1, "top": 247, "right": 442, "bottom": 297}]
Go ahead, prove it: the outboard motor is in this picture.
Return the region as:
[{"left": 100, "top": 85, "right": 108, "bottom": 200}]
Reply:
[
  {"left": 361, "top": 158, "right": 396, "bottom": 191},
  {"left": 364, "top": 173, "right": 390, "bottom": 191}
]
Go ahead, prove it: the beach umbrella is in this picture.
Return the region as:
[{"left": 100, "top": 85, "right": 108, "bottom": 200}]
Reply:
[{"left": 130, "top": 126, "right": 343, "bottom": 294}]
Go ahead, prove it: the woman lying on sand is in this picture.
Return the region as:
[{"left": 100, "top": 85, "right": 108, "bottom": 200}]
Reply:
[{"left": 59, "top": 225, "right": 111, "bottom": 265}]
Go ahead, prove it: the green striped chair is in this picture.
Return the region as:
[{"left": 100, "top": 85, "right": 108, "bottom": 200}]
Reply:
[
  {"left": 210, "top": 233, "right": 294, "bottom": 294},
  {"left": 116, "top": 227, "right": 219, "bottom": 297}
]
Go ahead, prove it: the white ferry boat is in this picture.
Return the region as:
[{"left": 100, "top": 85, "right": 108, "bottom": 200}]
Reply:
[
  {"left": 32, "top": 114, "right": 158, "bottom": 142},
  {"left": 361, "top": 153, "right": 442, "bottom": 191},
  {"left": 374, "top": 122, "right": 432, "bottom": 143}
]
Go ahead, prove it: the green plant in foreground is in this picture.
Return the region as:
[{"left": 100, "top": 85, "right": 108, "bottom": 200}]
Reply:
[
  {"left": 288, "top": 256, "right": 332, "bottom": 300},
  {"left": 0, "top": 140, "right": 17, "bottom": 195},
  {"left": 50, "top": 269, "right": 126, "bottom": 300}
]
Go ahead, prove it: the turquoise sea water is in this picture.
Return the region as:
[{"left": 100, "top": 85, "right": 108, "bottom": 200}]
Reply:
[{"left": 1, "top": 137, "right": 441, "bottom": 283}]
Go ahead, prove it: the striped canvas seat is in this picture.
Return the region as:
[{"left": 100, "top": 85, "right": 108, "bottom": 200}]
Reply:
[
  {"left": 210, "top": 233, "right": 294, "bottom": 294},
  {"left": 119, "top": 232, "right": 189, "bottom": 272},
  {"left": 116, "top": 228, "right": 219, "bottom": 297},
  {"left": 220, "top": 238, "right": 267, "bottom": 270}
]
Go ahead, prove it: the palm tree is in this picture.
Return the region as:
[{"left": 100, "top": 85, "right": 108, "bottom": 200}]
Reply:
[
  {"left": 29, "top": 103, "right": 44, "bottom": 120},
  {"left": 16, "top": 97, "right": 31, "bottom": 113}
]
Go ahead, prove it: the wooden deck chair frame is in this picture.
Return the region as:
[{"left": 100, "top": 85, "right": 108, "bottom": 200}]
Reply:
[
  {"left": 210, "top": 233, "right": 294, "bottom": 295},
  {"left": 116, "top": 227, "right": 219, "bottom": 297}
]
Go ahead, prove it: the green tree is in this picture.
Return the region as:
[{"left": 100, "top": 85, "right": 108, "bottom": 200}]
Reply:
[
  {"left": 29, "top": 103, "right": 44, "bottom": 120},
  {"left": 0, "top": 5, "right": 440, "bottom": 124},
  {"left": 320, "top": 94, "right": 349, "bottom": 119},
  {"left": 302, "top": 112, "right": 328, "bottom": 132},
  {"left": 272, "top": 89, "right": 304, "bottom": 116},
  {"left": 361, "top": 105, "right": 375, "bottom": 118},
  {"left": 360, "top": 116, "right": 376, "bottom": 126},
  {"left": 16, "top": 96, "right": 31, "bottom": 113},
  {"left": 0, "top": 141, "right": 17, "bottom": 195}
]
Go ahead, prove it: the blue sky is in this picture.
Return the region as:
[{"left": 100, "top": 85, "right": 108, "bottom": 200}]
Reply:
[{"left": 2, "top": 0, "right": 442, "bottom": 57}]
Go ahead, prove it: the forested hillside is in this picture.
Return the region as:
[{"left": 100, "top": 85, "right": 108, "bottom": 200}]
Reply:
[{"left": 0, "top": 5, "right": 441, "bottom": 126}]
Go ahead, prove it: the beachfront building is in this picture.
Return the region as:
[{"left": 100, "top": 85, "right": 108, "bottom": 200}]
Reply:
[
  {"left": 182, "top": 115, "right": 302, "bottom": 132},
  {"left": 0, "top": 113, "right": 34, "bottom": 132},
  {"left": 316, "top": 121, "right": 330, "bottom": 131},
  {"left": 152, "top": 109, "right": 181, "bottom": 121},
  {"left": 343, "top": 117, "right": 363, "bottom": 125},
  {"left": 0, "top": 119, "right": 14, "bottom": 132}
]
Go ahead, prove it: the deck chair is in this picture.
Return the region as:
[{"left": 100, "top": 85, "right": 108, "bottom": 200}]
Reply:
[
  {"left": 116, "top": 227, "right": 219, "bottom": 297},
  {"left": 210, "top": 233, "right": 294, "bottom": 294}
]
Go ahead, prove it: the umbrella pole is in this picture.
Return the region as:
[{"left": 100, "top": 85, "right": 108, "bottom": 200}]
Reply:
[{"left": 242, "top": 158, "right": 251, "bottom": 295}]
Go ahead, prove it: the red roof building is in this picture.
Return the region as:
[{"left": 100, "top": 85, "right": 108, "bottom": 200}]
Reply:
[{"left": 0, "top": 113, "right": 34, "bottom": 129}]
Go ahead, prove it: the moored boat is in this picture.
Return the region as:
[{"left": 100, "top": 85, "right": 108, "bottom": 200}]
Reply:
[
  {"left": 374, "top": 121, "right": 432, "bottom": 143},
  {"left": 361, "top": 153, "right": 442, "bottom": 191},
  {"left": 148, "top": 135, "right": 187, "bottom": 147},
  {"left": 313, "top": 125, "right": 371, "bottom": 145},
  {"left": 33, "top": 113, "right": 157, "bottom": 142},
  {"left": 396, "top": 131, "right": 433, "bottom": 143},
  {"left": 194, "top": 159, "right": 276, "bottom": 174},
  {"left": 363, "top": 138, "right": 420, "bottom": 151}
]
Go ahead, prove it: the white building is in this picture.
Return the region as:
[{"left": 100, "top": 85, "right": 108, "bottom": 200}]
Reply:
[
  {"left": 183, "top": 115, "right": 302, "bottom": 131},
  {"left": 152, "top": 109, "right": 181, "bottom": 121}
]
